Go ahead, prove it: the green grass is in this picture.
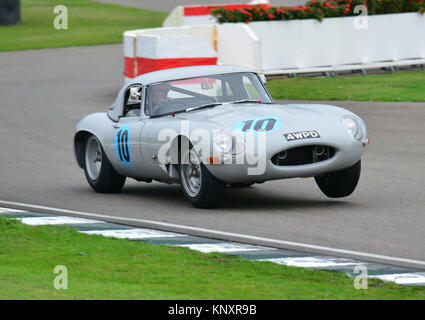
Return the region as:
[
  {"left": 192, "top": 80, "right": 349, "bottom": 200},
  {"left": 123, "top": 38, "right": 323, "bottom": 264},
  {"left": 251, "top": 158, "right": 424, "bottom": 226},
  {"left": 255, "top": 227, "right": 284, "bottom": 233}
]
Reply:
[
  {"left": 0, "top": 0, "right": 166, "bottom": 51},
  {"left": 1, "top": 218, "right": 425, "bottom": 299},
  {"left": 267, "top": 71, "right": 425, "bottom": 102}
]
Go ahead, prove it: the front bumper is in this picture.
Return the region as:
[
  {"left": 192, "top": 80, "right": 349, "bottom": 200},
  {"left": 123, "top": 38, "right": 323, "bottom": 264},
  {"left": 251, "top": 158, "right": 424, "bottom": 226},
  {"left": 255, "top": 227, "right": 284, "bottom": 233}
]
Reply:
[{"left": 205, "top": 139, "right": 366, "bottom": 183}]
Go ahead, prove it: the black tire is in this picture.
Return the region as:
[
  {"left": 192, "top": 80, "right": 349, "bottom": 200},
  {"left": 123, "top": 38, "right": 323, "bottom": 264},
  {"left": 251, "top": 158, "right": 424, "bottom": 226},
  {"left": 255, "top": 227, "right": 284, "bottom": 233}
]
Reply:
[
  {"left": 83, "top": 135, "right": 126, "bottom": 193},
  {"left": 179, "top": 147, "right": 225, "bottom": 209},
  {"left": 314, "top": 160, "right": 361, "bottom": 198}
]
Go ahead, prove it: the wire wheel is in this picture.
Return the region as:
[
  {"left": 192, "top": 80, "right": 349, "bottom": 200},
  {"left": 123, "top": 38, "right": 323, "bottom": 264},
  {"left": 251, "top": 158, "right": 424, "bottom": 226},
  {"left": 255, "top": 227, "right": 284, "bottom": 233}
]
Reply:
[
  {"left": 85, "top": 135, "right": 102, "bottom": 180},
  {"left": 180, "top": 148, "right": 202, "bottom": 198}
]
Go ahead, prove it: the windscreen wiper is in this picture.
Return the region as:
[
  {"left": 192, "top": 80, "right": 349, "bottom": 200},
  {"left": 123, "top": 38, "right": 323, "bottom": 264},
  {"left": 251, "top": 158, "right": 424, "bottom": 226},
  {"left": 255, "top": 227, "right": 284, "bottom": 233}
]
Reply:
[
  {"left": 231, "top": 99, "right": 273, "bottom": 104},
  {"left": 185, "top": 102, "right": 223, "bottom": 113}
]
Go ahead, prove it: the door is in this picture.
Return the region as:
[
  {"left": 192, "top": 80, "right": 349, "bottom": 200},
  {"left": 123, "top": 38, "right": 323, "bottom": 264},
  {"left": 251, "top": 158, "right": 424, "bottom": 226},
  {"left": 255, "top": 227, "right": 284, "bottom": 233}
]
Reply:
[
  {"left": 110, "top": 117, "right": 146, "bottom": 177},
  {"left": 107, "top": 85, "right": 147, "bottom": 177}
]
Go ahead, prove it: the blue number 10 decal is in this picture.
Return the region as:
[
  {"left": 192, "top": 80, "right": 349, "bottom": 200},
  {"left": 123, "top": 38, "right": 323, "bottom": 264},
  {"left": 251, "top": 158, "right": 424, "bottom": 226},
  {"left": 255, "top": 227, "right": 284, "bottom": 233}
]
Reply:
[
  {"left": 233, "top": 117, "right": 281, "bottom": 134},
  {"left": 114, "top": 124, "right": 131, "bottom": 167}
]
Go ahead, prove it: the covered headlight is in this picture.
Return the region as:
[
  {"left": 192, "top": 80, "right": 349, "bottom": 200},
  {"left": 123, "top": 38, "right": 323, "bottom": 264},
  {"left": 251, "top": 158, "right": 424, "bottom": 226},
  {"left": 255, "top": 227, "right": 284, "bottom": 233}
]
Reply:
[
  {"left": 342, "top": 115, "right": 365, "bottom": 140},
  {"left": 213, "top": 131, "right": 246, "bottom": 155},
  {"left": 214, "top": 132, "right": 232, "bottom": 153}
]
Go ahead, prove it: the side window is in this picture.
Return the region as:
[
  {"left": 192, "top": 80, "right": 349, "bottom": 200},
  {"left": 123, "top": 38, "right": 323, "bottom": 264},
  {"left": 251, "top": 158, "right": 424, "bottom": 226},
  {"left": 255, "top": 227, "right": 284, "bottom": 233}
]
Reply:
[{"left": 123, "top": 85, "right": 142, "bottom": 117}]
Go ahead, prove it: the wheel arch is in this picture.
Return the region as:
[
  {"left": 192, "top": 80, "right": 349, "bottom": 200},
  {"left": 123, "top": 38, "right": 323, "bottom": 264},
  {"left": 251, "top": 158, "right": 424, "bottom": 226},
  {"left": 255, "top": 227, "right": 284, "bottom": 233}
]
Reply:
[{"left": 74, "top": 130, "right": 104, "bottom": 169}]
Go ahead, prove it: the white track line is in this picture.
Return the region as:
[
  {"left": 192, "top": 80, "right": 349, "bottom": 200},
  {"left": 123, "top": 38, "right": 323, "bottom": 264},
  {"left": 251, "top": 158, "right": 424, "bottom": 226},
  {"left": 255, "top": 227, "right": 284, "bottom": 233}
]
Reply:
[
  {"left": 260, "top": 256, "right": 363, "bottom": 268},
  {"left": 0, "top": 207, "right": 25, "bottom": 213},
  {"left": 1, "top": 200, "right": 425, "bottom": 268},
  {"left": 81, "top": 228, "right": 185, "bottom": 239},
  {"left": 19, "top": 216, "right": 103, "bottom": 226},
  {"left": 178, "top": 243, "right": 276, "bottom": 253},
  {"left": 370, "top": 273, "right": 425, "bottom": 285}
]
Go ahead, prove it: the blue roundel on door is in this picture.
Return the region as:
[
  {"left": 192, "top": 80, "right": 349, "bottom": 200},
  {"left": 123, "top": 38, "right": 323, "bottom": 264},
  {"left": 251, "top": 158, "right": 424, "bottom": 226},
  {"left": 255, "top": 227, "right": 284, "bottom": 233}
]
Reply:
[{"left": 114, "top": 124, "right": 132, "bottom": 167}]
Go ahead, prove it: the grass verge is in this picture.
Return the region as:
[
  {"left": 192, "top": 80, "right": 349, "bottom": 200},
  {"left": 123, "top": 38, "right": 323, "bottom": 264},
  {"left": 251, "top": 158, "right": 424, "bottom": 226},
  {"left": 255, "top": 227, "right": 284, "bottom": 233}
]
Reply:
[
  {"left": 1, "top": 218, "right": 424, "bottom": 299},
  {"left": 267, "top": 71, "right": 425, "bottom": 102},
  {"left": 0, "top": 0, "right": 166, "bottom": 51}
]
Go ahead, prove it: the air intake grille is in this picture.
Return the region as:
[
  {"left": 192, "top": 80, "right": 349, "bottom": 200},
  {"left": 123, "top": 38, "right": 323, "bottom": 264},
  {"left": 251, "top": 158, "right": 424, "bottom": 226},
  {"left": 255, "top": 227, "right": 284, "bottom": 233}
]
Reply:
[{"left": 271, "top": 145, "right": 335, "bottom": 166}]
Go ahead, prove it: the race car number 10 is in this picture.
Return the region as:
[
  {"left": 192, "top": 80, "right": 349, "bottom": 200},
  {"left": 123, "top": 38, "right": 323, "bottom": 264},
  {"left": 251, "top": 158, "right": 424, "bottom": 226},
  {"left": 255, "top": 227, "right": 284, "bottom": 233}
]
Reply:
[
  {"left": 234, "top": 117, "right": 281, "bottom": 133},
  {"left": 114, "top": 125, "right": 132, "bottom": 167}
]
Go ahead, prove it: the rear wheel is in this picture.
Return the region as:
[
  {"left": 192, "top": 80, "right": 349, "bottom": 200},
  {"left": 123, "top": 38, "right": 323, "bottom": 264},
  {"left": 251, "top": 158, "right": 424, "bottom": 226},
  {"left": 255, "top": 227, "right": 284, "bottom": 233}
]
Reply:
[
  {"left": 179, "top": 147, "right": 225, "bottom": 209},
  {"left": 315, "top": 160, "right": 361, "bottom": 198},
  {"left": 84, "top": 135, "right": 126, "bottom": 193}
]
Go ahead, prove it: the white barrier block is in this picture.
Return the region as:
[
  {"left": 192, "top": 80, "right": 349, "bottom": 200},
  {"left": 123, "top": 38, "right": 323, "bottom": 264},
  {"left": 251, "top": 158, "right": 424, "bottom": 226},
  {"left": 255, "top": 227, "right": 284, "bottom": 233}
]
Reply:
[
  {"left": 249, "top": 20, "right": 303, "bottom": 70},
  {"left": 300, "top": 17, "right": 368, "bottom": 67},
  {"left": 217, "top": 23, "right": 261, "bottom": 71},
  {"left": 137, "top": 34, "right": 216, "bottom": 59},
  {"left": 244, "top": 12, "right": 425, "bottom": 72},
  {"left": 391, "top": 13, "right": 425, "bottom": 60}
]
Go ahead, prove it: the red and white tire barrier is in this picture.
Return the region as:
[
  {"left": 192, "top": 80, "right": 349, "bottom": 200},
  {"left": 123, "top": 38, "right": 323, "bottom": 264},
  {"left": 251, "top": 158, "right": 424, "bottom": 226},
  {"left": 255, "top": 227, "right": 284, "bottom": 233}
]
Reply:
[
  {"left": 136, "top": 34, "right": 217, "bottom": 75},
  {"left": 124, "top": 27, "right": 217, "bottom": 82},
  {"left": 124, "top": 32, "right": 137, "bottom": 80},
  {"left": 163, "top": 0, "right": 270, "bottom": 27}
]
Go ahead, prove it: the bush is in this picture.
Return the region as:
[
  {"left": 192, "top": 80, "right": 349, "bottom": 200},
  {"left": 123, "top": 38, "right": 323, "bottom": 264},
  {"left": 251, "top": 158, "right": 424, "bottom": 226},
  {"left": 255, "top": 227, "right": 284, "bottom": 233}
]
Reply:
[{"left": 211, "top": 0, "right": 425, "bottom": 23}]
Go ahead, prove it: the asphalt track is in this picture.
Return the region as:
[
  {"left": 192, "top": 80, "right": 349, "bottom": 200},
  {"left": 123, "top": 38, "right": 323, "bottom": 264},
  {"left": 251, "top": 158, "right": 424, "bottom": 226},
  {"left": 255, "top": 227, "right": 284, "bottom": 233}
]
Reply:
[{"left": 1, "top": 44, "right": 425, "bottom": 268}]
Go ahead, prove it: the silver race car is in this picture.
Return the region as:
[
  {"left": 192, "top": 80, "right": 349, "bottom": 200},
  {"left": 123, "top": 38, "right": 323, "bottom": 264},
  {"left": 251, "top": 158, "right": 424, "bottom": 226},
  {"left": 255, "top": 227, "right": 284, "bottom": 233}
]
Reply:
[{"left": 74, "top": 65, "right": 368, "bottom": 208}]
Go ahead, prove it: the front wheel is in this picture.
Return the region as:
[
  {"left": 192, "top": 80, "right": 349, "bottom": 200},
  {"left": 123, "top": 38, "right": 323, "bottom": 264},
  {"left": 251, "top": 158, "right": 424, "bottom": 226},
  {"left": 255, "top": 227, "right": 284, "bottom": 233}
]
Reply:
[
  {"left": 83, "top": 135, "right": 126, "bottom": 193},
  {"left": 179, "top": 148, "right": 225, "bottom": 209},
  {"left": 315, "top": 160, "right": 361, "bottom": 198}
]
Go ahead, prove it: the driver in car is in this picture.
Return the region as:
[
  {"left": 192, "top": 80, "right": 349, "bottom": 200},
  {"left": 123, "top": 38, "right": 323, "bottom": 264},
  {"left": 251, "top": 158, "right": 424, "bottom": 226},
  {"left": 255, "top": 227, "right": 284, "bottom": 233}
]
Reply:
[{"left": 150, "top": 83, "right": 171, "bottom": 115}]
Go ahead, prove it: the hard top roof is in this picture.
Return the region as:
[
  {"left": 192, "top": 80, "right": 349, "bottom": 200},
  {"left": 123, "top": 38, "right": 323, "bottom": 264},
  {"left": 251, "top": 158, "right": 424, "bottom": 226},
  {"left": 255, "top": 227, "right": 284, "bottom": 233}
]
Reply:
[{"left": 108, "top": 65, "right": 256, "bottom": 121}]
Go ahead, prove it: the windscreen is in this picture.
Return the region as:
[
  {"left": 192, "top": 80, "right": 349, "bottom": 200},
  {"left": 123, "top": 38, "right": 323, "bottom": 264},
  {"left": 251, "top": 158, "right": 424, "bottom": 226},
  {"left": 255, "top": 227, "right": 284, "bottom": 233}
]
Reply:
[{"left": 145, "top": 72, "right": 272, "bottom": 117}]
